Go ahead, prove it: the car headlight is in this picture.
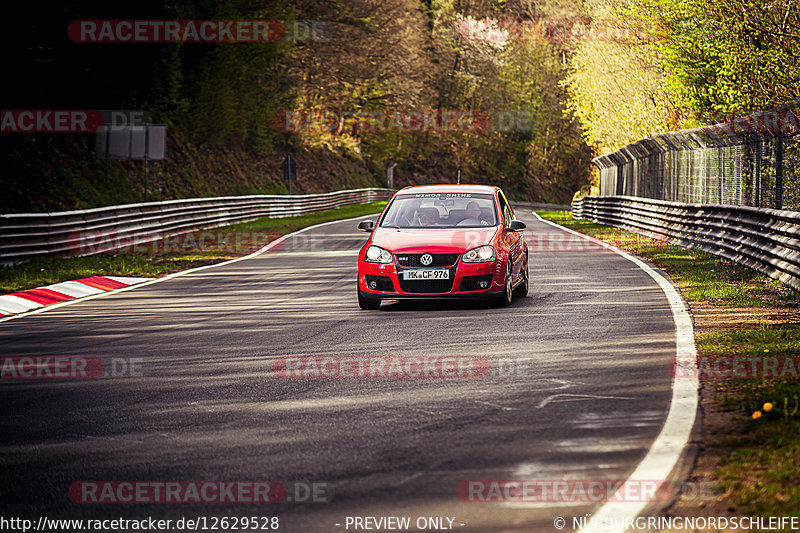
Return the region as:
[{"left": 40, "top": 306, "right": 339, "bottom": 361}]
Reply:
[
  {"left": 365, "top": 245, "right": 393, "bottom": 263},
  {"left": 462, "top": 245, "right": 495, "bottom": 262}
]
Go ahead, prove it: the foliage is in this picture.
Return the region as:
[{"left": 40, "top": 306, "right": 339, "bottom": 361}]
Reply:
[
  {"left": 564, "top": 0, "right": 677, "bottom": 152},
  {"left": 2, "top": 0, "right": 594, "bottom": 212},
  {"left": 640, "top": 0, "right": 800, "bottom": 114},
  {"left": 564, "top": 0, "right": 800, "bottom": 153}
]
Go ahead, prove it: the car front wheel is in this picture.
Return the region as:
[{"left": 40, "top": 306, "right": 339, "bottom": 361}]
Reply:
[
  {"left": 514, "top": 254, "right": 529, "bottom": 298},
  {"left": 495, "top": 261, "right": 513, "bottom": 307},
  {"left": 358, "top": 289, "right": 380, "bottom": 310}
]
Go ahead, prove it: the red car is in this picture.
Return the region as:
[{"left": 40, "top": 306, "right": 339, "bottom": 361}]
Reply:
[{"left": 357, "top": 184, "right": 528, "bottom": 309}]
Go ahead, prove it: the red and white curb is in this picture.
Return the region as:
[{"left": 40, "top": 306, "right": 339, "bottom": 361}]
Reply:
[
  {"left": 0, "top": 214, "right": 377, "bottom": 323},
  {"left": 0, "top": 276, "right": 153, "bottom": 317}
]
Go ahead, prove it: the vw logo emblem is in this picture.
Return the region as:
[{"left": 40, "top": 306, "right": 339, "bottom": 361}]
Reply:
[{"left": 420, "top": 253, "right": 433, "bottom": 266}]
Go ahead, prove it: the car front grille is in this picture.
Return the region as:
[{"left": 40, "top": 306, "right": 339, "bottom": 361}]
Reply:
[
  {"left": 459, "top": 275, "right": 494, "bottom": 292},
  {"left": 395, "top": 253, "right": 460, "bottom": 268},
  {"left": 398, "top": 278, "right": 454, "bottom": 293},
  {"left": 365, "top": 275, "right": 394, "bottom": 292}
]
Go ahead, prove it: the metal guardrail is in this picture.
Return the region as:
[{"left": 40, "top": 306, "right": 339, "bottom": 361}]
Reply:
[
  {"left": 511, "top": 201, "right": 573, "bottom": 212},
  {"left": 0, "top": 188, "right": 395, "bottom": 261},
  {"left": 593, "top": 100, "right": 800, "bottom": 210},
  {"left": 573, "top": 195, "right": 800, "bottom": 291}
]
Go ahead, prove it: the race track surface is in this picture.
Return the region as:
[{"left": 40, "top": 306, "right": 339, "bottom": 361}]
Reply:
[{"left": 0, "top": 212, "right": 683, "bottom": 532}]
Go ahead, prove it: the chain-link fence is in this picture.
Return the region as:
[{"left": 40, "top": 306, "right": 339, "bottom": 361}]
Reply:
[{"left": 593, "top": 101, "right": 800, "bottom": 210}]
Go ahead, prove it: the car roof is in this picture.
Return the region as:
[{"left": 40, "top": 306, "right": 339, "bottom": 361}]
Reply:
[{"left": 395, "top": 184, "right": 499, "bottom": 196}]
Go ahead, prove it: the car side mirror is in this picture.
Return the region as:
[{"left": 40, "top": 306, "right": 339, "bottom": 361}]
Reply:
[
  {"left": 506, "top": 220, "right": 526, "bottom": 232},
  {"left": 358, "top": 220, "right": 375, "bottom": 232}
]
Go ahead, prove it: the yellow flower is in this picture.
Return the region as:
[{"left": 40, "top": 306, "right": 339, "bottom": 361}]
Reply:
[
  {"left": 752, "top": 411, "right": 762, "bottom": 419},
  {"left": 763, "top": 403, "right": 773, "bottom": 412},
  {"left": 764, "top": 349, "right": 770, "bottom": 353}
]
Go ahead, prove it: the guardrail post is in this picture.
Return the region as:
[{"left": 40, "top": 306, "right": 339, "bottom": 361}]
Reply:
[
  {"left": 736, "top": 144, "right": 743, "bottom": 205},
  {"left": 684, "top": 149, "right": 691, "bottom": 202},
  {"left": 775, "top": 137, "right": 784, "bottom": 210},
  {"left": 699, "top": 148, "right": 705, "bottom": 203},
  {"left": 753, "top": 138, "right": 762, "bottom": 208},
  {"left": 671, "top": 150, "right": 677, "bottom": 202},
  {"left": 717, "top": 146, "right": 724, "bottom": 204}
]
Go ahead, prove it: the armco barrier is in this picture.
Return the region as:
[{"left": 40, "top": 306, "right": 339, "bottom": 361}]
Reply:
[
  {"left": 0, "top": 188, "right": 394, "bottom": 261},
  {"left": 572, "top": 195, "right": 800, "bottom": 291},
  {"left": 511, "top": 201, "right": 573, "bottom": 212}
]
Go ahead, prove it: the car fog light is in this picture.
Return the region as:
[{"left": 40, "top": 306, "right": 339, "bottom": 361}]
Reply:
[
  {"left": 369, "top": 280, "right": 377, "bottom": 289},
  {"left": 479, "top": 281, "right": 489, "bottom": 289}
]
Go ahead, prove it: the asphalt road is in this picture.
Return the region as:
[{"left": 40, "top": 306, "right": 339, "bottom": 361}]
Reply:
[{"left": 0, "top": 212, "right": 681, "bottom": 532}]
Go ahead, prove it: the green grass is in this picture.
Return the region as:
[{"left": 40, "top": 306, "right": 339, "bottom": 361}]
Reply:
[
  {"left": 718, "top": 424, "right": 800, "bottom": 518},
  {"left": 699, "top": 325, "right": 800, "bottom": 416},
  {"left": 538, "top": 211, "right": 800, "bottom": 307},
  {"left": 222, "top": 201, "right": 384, "bottom": 232},
  {"left": 539, "top": 210, "right": 800, "bottom": 526},
  {"left": 703, "top": 325, "right": 800, "bottom": 522},
  {"left": 0, "top": 202, "right": 385, "bottom": 294}
]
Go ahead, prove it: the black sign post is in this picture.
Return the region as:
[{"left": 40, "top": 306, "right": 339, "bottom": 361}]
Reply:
[
  {"left": 387, "top": 162, "right": 397, "bottom": 188},
  {"left": 282, "top": 154, "right": 297, "bottom": 195},
  {"left": 96, "top": 123, "right": 167, "bottom": 203}
]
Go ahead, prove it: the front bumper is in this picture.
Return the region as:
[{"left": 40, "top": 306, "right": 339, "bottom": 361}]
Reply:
[
  {"left": 358, "top": 259, "right": 504, "bottom": 299},
  {"left": 358, "top": 288, "right": 504, "bottom": 301}
]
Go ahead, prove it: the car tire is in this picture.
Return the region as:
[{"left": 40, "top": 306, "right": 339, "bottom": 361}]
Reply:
[
  {"left": 495, "top": 261, "right": 513, "bottom": 307},
  {"left": 514, "top": 255, "right": 529, "bottom": 298},
  {"left": 358, "top": 290, "right": 380, "bottom": 310}
]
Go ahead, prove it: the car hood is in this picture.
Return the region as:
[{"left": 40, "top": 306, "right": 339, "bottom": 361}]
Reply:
[{"left": 370, "top": 226, "right": 498, "bottom": 254}]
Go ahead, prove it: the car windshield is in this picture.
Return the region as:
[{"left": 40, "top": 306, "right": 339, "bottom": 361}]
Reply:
[{"left": 380, "top": 193, "right": 498, "bottom": 228}]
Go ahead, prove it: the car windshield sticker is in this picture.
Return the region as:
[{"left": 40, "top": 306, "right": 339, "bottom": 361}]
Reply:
[{"left": 411, "top": 193, "right": 473, "bottom": 198}]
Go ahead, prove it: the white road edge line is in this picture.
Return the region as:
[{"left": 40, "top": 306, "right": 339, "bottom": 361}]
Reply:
[
  {"left": 532, "top": 212, "right": 698, "bottom": 533},
  {"left": 0, "top": 214, "right": 377, "bottom": 324}
]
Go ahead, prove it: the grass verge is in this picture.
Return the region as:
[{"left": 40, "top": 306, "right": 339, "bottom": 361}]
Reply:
[
  {"left": 537, "top": 211, "right": 799, "bottom": 307},
  {"left": 706, "top": 325, "right": 800, "bottom": 518},
  {"left": 538, "top": 210, "right": 800, "bottom": 525},
  {"left": 0, "top": 201, "right": 385, "bottom": 294}
]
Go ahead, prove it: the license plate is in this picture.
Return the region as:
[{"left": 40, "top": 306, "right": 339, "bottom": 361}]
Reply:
[{"left": 403, "top": 269, "right": 449, "bottom": 280}]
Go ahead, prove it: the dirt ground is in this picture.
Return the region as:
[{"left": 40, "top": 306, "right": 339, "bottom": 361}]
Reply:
[{"left": 690, "top": 304, "right": 800, "bottom": 337}]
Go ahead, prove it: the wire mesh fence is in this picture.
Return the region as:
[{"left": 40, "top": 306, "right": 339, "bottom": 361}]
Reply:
[{"left": 593, "top": 101, "right": 800, "bottom": 210}]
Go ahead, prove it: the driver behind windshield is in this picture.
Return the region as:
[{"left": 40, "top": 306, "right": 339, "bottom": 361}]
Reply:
[
  {"left": 395, "top": 199, "right": 421, "bottom": 226},
  {"left": 416, "top": 210, "right": 436, "bottom": 226},
  {"left": 457, "top": 201, "right": 486, "bottom": 226}
]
